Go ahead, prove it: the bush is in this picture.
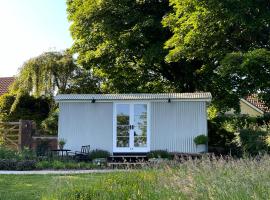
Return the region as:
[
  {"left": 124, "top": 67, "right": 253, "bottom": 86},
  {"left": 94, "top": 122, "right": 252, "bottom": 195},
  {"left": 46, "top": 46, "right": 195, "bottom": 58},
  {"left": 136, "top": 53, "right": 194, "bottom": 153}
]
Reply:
[
  {"left": 194, "top": 135, "right": 208, "bottom": 145},
  {"left": 41, "top": 109, "right": 59, "bottom": 135},
  {"left": 19, "top": 148, "right": 36, "bottom": 160},
  {"left": 36, "top": 139, "right": 50, "bottom": 156},
  {"left": 0, "top": 93, "right": 50, "bottom": 127},
  {"left": 239, "top": 128, "right": 269, "bottom": 156},
  {"left": 36, "top": 160, "right": 52, "bottom": 169},
  {"left": 147, "top": 150, "right": 173, "bottom": 159},
  {"left": 35, "top": 160, "right": 98, "bottom": 170},
  {"left": 89, "top": 149, "right": 110, "bottom": 160},
  {"left": 0, "top": 146, "right": 18, "bottom": 159},
  {"left": 52, "top": 160, "right": 65, "bottom": 169},
  {"left": 0, "top": 159, "right": 36, "bottom": 170}
]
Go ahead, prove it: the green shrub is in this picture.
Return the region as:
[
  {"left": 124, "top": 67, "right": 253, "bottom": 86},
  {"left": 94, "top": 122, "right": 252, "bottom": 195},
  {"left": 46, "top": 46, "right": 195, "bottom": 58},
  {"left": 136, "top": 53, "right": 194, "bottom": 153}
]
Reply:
[
  {"left": 0, "top": 159, "right": 36, "bottom": 170},
  {"left": 0, "top": 146, "right": 18, "bottom": 159},
  {"left": 52, "top": 160, "right": 65, "bottom": 169},
  {"left": 89, "top": 149, "right": 110, "bottom": 160},
  {"left": 194, "top": 135, "right": 208, "bottom": 145},
  {"left": 41, "top": 109, "right": 59, "bottom": 135},
  {"left": 147, "top": 150, "right": 172, "bottom": 159},
  {"left": 239, "top": 128, "right": 269, "bottom": 156},
  {"left": 19, "top": 148, "right": 36, "bottom": 160},
  {"left": 0, "top": 93, "right": 50, "bottom": 127},
  {"left": 36, "top": 139, "right": 50, "bottom": 156},
  {"left": 36, "top": 161, "right": 52, "bottom": 169}
]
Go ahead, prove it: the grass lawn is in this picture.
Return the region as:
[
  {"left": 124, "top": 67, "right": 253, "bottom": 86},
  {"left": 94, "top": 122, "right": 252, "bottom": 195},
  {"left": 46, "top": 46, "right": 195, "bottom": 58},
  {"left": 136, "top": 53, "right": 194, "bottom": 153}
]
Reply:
[{"left": 0, "top": 156, "right": 270, "bottom": 200}]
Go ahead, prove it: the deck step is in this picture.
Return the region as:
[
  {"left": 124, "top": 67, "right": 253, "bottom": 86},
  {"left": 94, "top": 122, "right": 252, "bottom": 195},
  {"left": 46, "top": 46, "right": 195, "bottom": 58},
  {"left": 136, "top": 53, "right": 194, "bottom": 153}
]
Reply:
[
  {"left": 107, "top": 162, "right": 147, "bottom": 167},
  {"left": 108, "top": 155, "right": 148, "bottom": 162}
]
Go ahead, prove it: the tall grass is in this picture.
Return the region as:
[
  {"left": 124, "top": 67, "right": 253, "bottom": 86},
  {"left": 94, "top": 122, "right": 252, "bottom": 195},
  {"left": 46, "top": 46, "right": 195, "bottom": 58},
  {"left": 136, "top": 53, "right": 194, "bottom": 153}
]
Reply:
[{"left": 42, "top": 155, "right": 270, "bottom": 200}]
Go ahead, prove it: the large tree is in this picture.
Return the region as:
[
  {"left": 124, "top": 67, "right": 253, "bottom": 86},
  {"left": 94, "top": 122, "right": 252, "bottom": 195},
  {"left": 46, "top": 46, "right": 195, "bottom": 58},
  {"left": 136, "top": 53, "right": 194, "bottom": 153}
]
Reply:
[
  {"left": 67, "top": 0, "right": 203, "bottom": 93},
  {"left": 12, "top": 50, "right": 78, "bottom": 96},
  {"left": 163, "top": 0, "right": 270, "bottom": 110}
]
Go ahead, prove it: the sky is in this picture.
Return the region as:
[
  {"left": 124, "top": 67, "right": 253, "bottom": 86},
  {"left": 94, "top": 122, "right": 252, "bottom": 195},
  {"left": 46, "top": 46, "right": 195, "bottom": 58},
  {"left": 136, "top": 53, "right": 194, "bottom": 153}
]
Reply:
[{"left": 0, "top": 0, "right": 73, "bottom": 77}]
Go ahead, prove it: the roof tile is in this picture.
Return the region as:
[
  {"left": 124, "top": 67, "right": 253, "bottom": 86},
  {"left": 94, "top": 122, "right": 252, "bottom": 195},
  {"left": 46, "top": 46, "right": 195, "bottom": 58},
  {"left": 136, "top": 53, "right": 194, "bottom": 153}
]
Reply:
[
  {"left": 0, "top": 77, "right": 15, "bottom": 96},
  {"left": 245, "top": 94, "right": 270, "bottom": 113}
]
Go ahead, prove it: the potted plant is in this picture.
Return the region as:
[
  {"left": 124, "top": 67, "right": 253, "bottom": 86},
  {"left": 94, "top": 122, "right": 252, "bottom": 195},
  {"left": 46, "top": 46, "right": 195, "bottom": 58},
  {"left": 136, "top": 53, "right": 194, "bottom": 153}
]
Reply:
[
  {"left": 58, "top": 138, "right": 66, "bottom": 150},
  {"left": 194, "top": 134, "right": 208, "bottom": 153}
]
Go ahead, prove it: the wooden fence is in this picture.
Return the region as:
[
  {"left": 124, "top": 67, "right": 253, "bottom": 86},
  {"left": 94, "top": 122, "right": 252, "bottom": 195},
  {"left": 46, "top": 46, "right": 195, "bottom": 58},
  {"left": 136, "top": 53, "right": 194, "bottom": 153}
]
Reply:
[
  {"left": 0, "top": 120, "right": 54, "bottom": 151},
  {"left": 0, "top": 121, "right": 21, "bottom": 150}
]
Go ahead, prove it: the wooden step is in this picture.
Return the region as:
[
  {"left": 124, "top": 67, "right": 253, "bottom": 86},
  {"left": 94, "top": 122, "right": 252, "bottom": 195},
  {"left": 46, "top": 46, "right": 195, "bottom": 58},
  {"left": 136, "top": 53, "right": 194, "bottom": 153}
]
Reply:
[{"left": 107, "top": 162, "right": 147, "bottom": 167}]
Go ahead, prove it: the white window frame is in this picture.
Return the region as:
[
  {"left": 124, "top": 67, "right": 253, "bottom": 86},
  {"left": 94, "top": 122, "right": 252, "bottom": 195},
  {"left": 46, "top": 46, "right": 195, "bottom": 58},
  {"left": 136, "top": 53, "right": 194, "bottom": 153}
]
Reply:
[{"left": 113, "top": 101, "right": 151, "bottom": 153}]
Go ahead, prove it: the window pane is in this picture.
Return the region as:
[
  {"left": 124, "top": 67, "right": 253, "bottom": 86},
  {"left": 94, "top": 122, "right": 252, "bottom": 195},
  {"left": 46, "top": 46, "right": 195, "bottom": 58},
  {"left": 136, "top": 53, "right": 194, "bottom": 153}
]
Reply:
[
  {"left": 117, "top": 104, "right": 129, "bottom": 125},
  {"left": 134, "top": 137, "right": 147, "bottom": 147},
  {"left": 117, "top": 126, "right": 129, "bottom": 137},
  {"left": 117, "top": 137, "right": 129, "bottom": 147}
]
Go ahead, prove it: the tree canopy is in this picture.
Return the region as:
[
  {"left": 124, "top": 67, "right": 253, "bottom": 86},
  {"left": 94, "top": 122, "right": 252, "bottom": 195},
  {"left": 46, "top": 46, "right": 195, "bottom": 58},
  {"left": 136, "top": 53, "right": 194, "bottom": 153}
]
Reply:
[
  {"left": 65, "top": 0, "right": 270, "bottom": 111},
  {"left": 11, "top": 50, "right": 78, "bottom": 97},
  {"left": 163, "top": 0, "right": 270, "bottom": 109}
]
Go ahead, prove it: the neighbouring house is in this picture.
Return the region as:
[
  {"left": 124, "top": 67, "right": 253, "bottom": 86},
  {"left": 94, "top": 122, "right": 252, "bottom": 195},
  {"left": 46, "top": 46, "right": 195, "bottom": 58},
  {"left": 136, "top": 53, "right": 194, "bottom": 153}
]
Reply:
[
  {"left": 240, "top": 95, "right": 269, "bottom": 117},
  {"left": 55, "top": 93, "right": 211, "bottom": 154},
  {"left": 226, "top": 95, "right": 270, "bottom": 117},
  {"left": 0, "top": 77, "right": 15, "bottom": 96}
]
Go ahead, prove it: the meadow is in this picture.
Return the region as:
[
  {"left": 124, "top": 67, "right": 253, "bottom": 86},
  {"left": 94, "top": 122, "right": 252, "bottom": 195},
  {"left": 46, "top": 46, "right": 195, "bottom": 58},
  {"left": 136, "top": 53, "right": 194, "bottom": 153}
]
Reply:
[{"left": 0, "top": 156, "right": 270, "bottom": 200}]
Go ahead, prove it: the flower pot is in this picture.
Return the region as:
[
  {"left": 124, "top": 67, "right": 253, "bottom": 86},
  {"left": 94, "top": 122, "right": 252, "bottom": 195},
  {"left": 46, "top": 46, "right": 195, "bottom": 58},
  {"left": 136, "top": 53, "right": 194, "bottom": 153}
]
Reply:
[{"left": 196, "top": 144, "right": 206, "bottom": 153}]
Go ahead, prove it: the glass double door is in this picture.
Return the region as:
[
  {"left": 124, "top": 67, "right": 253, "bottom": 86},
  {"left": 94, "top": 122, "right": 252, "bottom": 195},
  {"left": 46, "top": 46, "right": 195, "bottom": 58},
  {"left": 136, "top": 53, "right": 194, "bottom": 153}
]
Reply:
[{"left": 114, "top": 103, "right": 149, "bottom": 153}]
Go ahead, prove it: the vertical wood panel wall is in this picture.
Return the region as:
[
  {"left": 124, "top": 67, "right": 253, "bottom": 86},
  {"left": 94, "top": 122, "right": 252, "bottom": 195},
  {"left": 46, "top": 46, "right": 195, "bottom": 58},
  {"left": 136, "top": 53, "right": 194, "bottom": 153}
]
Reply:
[
  {"left": 58, "top": 102, "right": 113, "bottom": 152},
  {"left": 150, "top": 101, "right": 207, "bottom": 153}
]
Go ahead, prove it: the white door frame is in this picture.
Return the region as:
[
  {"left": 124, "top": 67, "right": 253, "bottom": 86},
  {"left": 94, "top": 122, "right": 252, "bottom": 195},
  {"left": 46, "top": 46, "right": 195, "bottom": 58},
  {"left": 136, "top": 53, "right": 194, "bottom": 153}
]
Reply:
[{"left": 113, "top": 101, "right": 150, "bottom": 153}]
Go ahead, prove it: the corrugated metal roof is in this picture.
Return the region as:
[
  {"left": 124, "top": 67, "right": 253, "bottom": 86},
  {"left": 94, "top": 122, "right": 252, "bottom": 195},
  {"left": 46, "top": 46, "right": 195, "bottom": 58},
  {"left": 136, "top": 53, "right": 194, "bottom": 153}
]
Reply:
[{"left": 55, "top": 93, "right": 212, "bottom": 102}]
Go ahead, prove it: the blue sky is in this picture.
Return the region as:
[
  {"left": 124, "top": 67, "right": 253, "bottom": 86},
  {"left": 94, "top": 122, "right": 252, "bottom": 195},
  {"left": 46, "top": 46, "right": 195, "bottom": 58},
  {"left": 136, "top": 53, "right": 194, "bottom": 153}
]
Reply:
[{"left": 0, "top": 0, "right": 73, "bottom": 77}]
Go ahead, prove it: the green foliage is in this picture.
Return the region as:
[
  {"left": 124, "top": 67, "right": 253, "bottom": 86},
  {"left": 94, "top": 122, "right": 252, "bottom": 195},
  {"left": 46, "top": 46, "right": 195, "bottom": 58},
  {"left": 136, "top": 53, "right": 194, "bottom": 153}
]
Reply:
[
  {"left": 208, "top": 115, "right": 270, "bottom": 156},
  {"left": 0, "top": 93, "right": 50, "bottom": 126},
  {"left": 41, "top": 156, "right": 270, "bottom": 200},
  {"left": 41, "top": 109, "right": 59, "bottom": 135},
  {"left": 239, "top": 128, "right": 269, "bottom": 156},
  {"left": 217, "top": 49, "right": 270, "bottom": 109},
  {"left": 35, "top": 160, "right": 97, "bottom": 170},
  {"left": 147, "top": 150, "right": 172, "bottom": 159},
  {"left": 36, "top": 140, "right": 50, "bottom": 156},
  {"left": 0, "top": 160, "right": 36, "bottom": 170},
  {"left": 11, "top": 50, "right": 78, "bottom": 96},
  {"left": 58, "top": 138, "right": 66, "bottom": 149},
  {"left": 163, "top": 0, "right": 270, "bottom": 110},
  {"left": 65, "top": 69, "right": 102, "bottom": 94},
  {"left": 67, "top": 0, "right": 179, "bottom": 93},
  {"left": 0, "top": 146, "right": 18, "bottom": 159},
  {"left": 194, "top": 135, "right": 208, "bottom": 145},
  {"left": 89, "top": 149, "right": 110, "bottom": 160}
]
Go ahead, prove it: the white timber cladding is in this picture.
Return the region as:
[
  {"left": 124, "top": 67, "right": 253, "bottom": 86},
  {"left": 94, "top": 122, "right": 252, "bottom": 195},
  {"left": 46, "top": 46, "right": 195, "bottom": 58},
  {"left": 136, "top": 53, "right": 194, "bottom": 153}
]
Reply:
[
  {"left": 57, "top": 93, "right": 210, "bottom": 153},
  {"left": 58, "top": 102, "right": 113, "bottom": 152},
  {"left": 150, "top": 101, "right": 207, "bottom": 153}
]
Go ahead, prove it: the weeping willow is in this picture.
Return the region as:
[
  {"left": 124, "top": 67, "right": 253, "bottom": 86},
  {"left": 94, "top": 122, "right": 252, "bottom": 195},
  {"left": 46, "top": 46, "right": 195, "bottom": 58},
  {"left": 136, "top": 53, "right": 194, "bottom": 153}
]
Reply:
[{"left": 10, "top": 50, "right": 78, "bottom": 112}]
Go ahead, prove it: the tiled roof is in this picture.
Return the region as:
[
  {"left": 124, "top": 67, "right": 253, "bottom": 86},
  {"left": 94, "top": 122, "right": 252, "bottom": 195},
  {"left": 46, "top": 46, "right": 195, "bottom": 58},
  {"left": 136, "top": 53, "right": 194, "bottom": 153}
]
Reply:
[
  {"left": 245, "top": 94, "right": 270, "bottom": 113},
  {"left": 55, "top": 92, "right": 212, "bottom": 102},
  {"left": 0, "top": 77, "right": 15, "bottom": 96}
]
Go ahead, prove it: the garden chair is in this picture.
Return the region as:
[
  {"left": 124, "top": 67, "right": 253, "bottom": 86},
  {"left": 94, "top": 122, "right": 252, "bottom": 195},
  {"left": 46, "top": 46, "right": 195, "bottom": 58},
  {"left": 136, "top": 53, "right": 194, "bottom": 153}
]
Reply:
[{"left": 69, "top": 145, "right": 91, "bottom": 161}]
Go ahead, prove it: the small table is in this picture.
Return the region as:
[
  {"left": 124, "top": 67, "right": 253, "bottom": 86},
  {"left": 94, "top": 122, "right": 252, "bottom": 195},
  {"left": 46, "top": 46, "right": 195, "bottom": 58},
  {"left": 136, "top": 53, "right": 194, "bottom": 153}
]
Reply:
[{"left": 51, "top": 149, "right": 71, "bottom": 157}]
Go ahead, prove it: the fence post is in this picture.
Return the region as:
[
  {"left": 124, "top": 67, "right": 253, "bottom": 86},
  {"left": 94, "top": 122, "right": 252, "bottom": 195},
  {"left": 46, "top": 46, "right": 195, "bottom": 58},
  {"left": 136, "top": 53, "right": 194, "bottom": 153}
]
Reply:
[
  {"left": 18, "top": 120, "right": 22, "bottom": 151},
  {"left": 18, "top": 120, "right": 33, "bottom": 151}
]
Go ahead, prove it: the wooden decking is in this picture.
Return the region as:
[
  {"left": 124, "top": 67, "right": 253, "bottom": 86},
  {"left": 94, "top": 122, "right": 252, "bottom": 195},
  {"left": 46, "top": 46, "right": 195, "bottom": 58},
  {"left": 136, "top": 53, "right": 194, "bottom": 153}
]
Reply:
[{"left": 108, "top": 155, "right": 148, "bottom": 168}]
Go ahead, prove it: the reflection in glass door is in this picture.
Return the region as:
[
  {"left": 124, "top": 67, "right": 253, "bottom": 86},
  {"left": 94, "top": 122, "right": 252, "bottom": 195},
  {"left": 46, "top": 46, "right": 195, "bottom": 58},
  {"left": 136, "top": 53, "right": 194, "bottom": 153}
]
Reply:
[
  {"left": 133, "top": 104, "right": 147, "bottom": 148},
  {"left": 116, "top": 104, "right": 130, "bottom": 148}
]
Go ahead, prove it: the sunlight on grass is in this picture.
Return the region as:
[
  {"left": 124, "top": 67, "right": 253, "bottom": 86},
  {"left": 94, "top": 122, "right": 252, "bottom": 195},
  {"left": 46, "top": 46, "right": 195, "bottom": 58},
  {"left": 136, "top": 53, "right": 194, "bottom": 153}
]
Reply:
[{"left": 0, "top": 156, "right": 270, "bottom": 200}]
